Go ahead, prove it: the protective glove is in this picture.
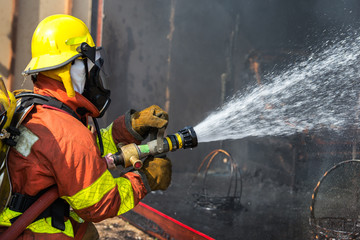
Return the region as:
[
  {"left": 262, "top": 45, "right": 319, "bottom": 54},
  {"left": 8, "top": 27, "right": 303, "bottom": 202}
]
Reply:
[
  {"left": 131, "top": 105, "right": 168, "bottom": 138},
  {"left": 140, "top": 156, "right": 172, "bottom": 191}
]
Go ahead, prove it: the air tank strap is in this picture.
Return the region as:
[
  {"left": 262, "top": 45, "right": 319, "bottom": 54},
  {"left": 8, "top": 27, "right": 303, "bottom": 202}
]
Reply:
[
  {"left": 2, "top": 93, "right": 83, "bottom": 147},
  {"left": 8, "top": 189, "right": 70, "bottom": 231},
  {"left": 15, "top": 93, "right": 80, "bottom": 121}
]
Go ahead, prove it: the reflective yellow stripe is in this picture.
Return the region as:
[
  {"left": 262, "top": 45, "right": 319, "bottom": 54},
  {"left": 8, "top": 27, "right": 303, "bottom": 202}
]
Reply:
[
  {"left": 28, "top": 218, "right": 73, "bottom": 237},
  {"left": 62, "top": 170, "right": 116, "bottom": 210},
  {"left": 62, "top": 170, "right": 135, "bottom": 215},
  {"left": 0, "top": 208, "right": 74, "bottom": 237},
  {"left": 97, "top": 122, "right": 118, "bottom": 157},
  {"left": 114, "top": 177, "right": 135, "bottom": 215},
  {"left": 0, "top": 208, "right": 21, "bottom": 226},
  {"left": 0, "top": 172, "right": 136, "bottom": 236},
  {"left": 175, "top": 133, "right": 183, "bottom": 149},
  {"left": 166, "top": 137, "right": 173, "bottom": 151}
]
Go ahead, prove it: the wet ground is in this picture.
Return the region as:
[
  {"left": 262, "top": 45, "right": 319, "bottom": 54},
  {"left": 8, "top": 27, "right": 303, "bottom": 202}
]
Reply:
[{"left": 142, "top": 172, "right": 314, "bottom": 240}]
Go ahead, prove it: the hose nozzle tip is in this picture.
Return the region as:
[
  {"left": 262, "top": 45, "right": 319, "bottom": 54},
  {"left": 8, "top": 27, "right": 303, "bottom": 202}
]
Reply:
[{"left": 178, "top": 126, "right": 198, "bottom": 149}]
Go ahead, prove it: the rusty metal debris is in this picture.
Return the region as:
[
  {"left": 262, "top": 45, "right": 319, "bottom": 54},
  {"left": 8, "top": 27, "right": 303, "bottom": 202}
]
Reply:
[
  {"left": 189, "top": 149, "right": 242, "bottom": 211},
  {"left": 310, "top": 159, "right": 360, "bottom": 240}
]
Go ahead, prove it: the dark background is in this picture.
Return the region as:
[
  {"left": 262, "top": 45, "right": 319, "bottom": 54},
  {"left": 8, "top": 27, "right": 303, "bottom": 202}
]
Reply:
[{"left": 97, "top": 1, "right": 360, "bottom": 239}]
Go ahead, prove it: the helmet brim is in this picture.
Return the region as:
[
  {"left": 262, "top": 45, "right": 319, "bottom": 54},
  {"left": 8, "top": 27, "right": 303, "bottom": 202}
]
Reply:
[{"left": 23, "top": 52, "right": 82, "bottom": 75}]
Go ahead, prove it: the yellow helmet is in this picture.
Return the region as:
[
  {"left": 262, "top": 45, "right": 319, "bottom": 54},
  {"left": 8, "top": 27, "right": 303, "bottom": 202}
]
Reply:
[
  {"left": 23, "top": 14, "right": 95, "bottom": 74},
  {"left": 23, "top": 14, "right": 96, "bottom": 97},
  {"left": 0, "top": 76, "right": 16, "bottom": 131}
]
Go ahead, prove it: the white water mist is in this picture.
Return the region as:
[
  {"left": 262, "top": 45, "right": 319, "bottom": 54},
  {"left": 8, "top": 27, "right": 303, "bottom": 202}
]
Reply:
[{"left": 195, "top": 34, "right": 360, "bottom": 143}]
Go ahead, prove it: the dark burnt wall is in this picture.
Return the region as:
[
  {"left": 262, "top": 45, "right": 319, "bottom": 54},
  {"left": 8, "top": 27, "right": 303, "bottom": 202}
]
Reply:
[
  {"left": 101, "top": 0, "right": 360, "bottom": 182},
  {"left": 101, "top": 1, "right": 360, "bottom": 239}
]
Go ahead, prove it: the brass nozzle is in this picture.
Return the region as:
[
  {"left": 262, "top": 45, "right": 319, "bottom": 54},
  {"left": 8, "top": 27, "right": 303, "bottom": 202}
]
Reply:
[
  {"left": 113, "top": 143, "right": 142, "bottom": 169},
  {"left": 113, "top": 126, "right": 198, "bottom": 169}
]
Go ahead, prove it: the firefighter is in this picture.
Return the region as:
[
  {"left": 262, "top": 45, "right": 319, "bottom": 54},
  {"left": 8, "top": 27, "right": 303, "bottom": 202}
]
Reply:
[{"left": 0, "top": 14, "right": 172, "bottom": 239}]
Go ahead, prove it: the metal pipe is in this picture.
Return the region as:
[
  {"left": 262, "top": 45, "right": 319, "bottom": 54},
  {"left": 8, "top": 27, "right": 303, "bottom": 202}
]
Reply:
[
  {"left": 96, "top": 0, "right": 103, "bottom": 46},
  {"left": 64, "top": 0, "right": 73, "bottom": 15},
  {"left": 7, "top": 0, "right": 19, "bottom": 91}
]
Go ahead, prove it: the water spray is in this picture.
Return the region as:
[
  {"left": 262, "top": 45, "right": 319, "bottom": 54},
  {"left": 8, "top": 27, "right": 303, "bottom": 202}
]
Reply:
[
  {"left": 112, "top": 126, "right": 198, "bottom": 169},
  {"left": 194, "top": 33, "right": 360, "bottom": 143}
]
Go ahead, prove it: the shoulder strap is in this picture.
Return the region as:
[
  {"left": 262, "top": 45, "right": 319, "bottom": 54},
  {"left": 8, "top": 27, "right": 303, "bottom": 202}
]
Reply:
[
  {"left": 2, "top": 93, "right": 81, "bottom": 147},
  {"left": 15, "top": 93, "right": 80, "bottom": 121}
]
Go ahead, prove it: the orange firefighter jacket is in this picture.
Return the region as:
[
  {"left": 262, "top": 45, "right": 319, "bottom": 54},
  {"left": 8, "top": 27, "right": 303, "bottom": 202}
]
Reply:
[{"left": 0, "top": 74, "right": 148, "bottom": 239}]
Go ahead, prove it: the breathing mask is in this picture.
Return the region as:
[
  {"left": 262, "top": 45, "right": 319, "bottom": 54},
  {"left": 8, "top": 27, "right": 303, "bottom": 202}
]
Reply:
[{"left": 75, "top": 42, "right": 111, "bottom": 118}]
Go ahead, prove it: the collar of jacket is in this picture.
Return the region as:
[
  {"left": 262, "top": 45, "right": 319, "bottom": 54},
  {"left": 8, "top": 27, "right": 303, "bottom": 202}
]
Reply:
[{"left": 34, "top": 74, "right": 101, "bottom": 120}]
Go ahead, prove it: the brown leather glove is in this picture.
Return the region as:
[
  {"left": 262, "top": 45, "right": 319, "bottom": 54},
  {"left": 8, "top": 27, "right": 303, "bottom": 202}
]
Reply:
[
  {"left": 140, "top": 156, "right": 172, "bottom": 191},
  {"left": 131, "top": 105, "right": 168, "bottom": 138}
]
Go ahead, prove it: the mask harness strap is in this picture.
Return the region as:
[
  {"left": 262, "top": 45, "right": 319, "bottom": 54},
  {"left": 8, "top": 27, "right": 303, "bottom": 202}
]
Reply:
[{"left": 93, "top": 117, "right": 104, "bottom": 156}]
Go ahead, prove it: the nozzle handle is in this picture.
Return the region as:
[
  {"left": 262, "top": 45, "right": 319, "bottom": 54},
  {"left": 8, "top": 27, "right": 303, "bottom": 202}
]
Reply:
[{"left": 113, "top": 152, "right": 124, "bottom": 166}]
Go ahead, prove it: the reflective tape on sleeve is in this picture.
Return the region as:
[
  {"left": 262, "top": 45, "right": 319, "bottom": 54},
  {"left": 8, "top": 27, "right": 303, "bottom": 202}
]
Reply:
[
  {"left": 97, "top": 122, "right": 118, "bottom": 157},
  {"left": 61, "top": 170, "right": 136, "bottom": 216},
  {"left": 114, "top": 177, "right": 135, "bottom": 215},
  {"left": 62, "top": 170, "right": 116, "bottom": 210}
]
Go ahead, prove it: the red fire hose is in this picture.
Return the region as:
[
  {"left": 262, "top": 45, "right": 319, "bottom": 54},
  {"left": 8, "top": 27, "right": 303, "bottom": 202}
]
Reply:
[{"left": 0, "top": 186, "right": 59, "bottom": 240}]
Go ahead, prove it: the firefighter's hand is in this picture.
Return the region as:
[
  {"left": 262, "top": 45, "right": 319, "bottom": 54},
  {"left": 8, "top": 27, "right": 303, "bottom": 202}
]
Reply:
[
  {"left": 131, "top": 105, "right": 168, "bottom": 138},
  {"left": 140, "top": 156, "right": 172, "bottom": 191}
]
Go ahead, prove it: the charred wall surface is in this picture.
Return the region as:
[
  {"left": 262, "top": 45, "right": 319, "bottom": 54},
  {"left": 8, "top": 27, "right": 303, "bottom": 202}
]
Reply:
[{"left": 102, "top": 1, "right": 360, "bottom": 239}]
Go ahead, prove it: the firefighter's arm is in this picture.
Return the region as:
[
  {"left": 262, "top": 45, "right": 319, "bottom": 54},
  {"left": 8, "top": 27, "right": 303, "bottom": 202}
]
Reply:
[
  {"left": 62, "top": 169, "right": 148, "bottom": 223},
  {"left": 97, "top": 106, "right": 168, "bottom": 156},
  {"left": 66, "top": 155, "right": 172, "bottom": 222},
  {"left": 50, "top": 133, "right": 148, "bottom": 222},
  {"left": 53, "top": 140, "right": 170, "bottom": 222}
]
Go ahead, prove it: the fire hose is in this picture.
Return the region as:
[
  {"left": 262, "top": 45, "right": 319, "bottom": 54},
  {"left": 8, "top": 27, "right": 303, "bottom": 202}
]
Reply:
[{"left": 0, "top": 126, "right": 198, "bottom": 240}]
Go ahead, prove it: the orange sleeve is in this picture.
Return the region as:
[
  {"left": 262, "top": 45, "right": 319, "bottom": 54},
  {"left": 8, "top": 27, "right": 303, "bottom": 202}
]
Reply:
[
  {"left": 25, "top": 109, "right": 148, "bottom": 222},
  {"left": 112, "top": 110, "right": 143, "bottom": 145}
]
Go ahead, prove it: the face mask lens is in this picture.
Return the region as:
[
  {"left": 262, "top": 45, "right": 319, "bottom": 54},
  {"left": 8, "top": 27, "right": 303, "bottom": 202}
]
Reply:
[
  {"left": 89, "top": 65, "right": 106, "bottom": 91},
  {"left": 82, "top": 48, "right": 111, "bottom": 118},
  {"left": 94, "top": 47, "right": 109, "bottom": 89}
]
